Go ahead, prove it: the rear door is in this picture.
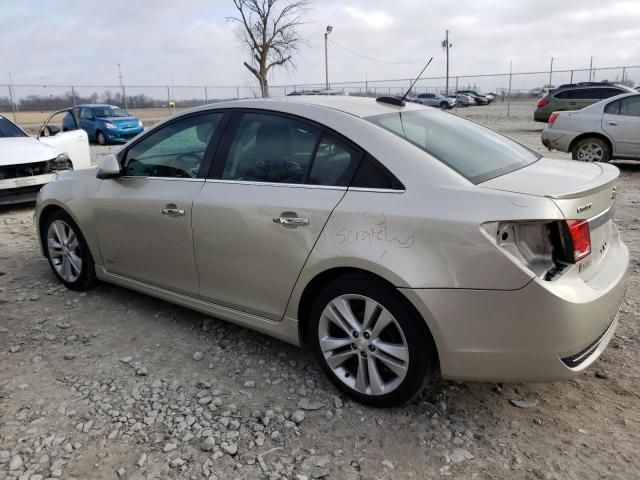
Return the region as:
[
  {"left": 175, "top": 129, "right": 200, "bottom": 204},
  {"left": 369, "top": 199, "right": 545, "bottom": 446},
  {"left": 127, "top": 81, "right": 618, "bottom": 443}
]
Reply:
[
  {"left": 92, "top": 112, "right": 227, "bottom": 296},
  {"left": 192, "top": 111, "right": 362, "bottom": 320},
  {"left": 602, "top": 96, "right": 640, "bottom": 157}
]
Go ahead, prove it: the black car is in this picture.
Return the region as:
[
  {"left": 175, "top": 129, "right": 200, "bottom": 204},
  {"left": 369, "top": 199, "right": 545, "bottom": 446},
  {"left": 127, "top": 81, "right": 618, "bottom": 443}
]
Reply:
[{"left": 456, "top": 90, "right": 490, "bottom": 105}]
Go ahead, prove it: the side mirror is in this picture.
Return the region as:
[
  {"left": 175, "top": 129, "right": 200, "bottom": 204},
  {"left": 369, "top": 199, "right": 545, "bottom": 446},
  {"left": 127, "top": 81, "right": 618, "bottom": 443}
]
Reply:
[{"left": 97, "top": 153, "right": 121, "bottom": 179}]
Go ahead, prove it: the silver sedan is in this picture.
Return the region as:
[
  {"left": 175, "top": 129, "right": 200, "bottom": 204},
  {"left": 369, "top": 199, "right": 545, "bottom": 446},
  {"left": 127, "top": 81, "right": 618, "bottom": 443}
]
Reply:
[
  {"left": 35, "top": 96, "right": 628, "bottom": 406},
  {"left": 542, "top": 92, "right": 640, "bottom": 162}
]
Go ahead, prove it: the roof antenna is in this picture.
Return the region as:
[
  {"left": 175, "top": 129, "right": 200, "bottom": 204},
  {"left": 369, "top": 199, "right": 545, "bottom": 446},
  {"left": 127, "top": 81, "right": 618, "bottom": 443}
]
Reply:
[{"left": 376, "top": 57, "right": 433, "bottom": 107}]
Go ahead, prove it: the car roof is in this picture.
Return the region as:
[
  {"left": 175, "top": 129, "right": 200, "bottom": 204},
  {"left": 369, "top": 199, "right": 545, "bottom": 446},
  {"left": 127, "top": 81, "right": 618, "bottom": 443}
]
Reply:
[
  {"left": 75, "top": 104, "right": 119, "bottom": 108},
  {"left": 189, "top": 95, "right": 427, "bottom": 118}
]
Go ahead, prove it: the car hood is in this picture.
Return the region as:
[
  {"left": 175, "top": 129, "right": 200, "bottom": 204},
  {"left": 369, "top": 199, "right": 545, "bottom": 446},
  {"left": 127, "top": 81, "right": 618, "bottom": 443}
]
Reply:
[
  {"left": 102, "top": 116, "right": 139, "bottom": 125},
  {"left": 479, "top": 157, "right": 608, "bottom": 197},
  {"left": 0, "top": 137, "right": 61, "bottom": 166}
]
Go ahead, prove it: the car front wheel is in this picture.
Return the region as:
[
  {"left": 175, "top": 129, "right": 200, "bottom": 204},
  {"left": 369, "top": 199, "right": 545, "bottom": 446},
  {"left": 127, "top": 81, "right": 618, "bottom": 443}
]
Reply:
[
  {"left": 96, "top": 130, "right": 108, "bottom": 146},
  {"left": 44, "top": 210, "right": 96, "bottom": 290},
  {"left": 309, "top": 274, "right": 436, "bottom": 407},
  {"left": 572, "top": 137, "right": 611, "bottom": 162}
]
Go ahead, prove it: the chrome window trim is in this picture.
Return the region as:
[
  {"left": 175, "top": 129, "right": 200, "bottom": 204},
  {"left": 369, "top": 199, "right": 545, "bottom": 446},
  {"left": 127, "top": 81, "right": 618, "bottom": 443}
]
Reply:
[
  {"left": 204, "top": 178, "right": 347, "bottom": 191},
  {"left": 118, "top": 176, "right": 204, "bottom": 182},
  {"left": 348, "top": 187, "right": 406, "bottom": 194}
]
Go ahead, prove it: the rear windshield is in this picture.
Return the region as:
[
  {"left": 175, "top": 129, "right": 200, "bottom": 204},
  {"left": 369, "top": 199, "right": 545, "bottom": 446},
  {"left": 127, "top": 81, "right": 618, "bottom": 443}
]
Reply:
[
  {"left": 0, "top": 116, "right": 27, "bottom": 138},
  {"left": 366, "top": 110, "right": 539, "bottom": 183}
]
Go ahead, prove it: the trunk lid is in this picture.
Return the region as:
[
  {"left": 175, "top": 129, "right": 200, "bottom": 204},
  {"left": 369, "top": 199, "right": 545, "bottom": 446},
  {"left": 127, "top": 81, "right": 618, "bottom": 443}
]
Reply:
[{"left": 480, "top": 157, "right": 619, "bottom": 280}]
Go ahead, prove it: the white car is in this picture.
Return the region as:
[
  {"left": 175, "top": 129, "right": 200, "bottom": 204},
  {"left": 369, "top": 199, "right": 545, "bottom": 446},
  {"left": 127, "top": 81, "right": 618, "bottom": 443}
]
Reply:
[{"left": 0, "top": 110, "right": 90, "bottom": 205}]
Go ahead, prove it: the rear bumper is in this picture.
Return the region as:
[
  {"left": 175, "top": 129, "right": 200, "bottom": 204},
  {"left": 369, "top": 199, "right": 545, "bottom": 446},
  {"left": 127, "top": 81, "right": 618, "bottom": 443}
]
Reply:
[
  {"left": 541, "top": 129, "right": 577, "bottom": 152},
  {"left": 534, "top": 110, "right": 551, "bottom": 122},
  {"left": 402, "top": 238, "right": 629, "bottom": 382},
  {"left": 0, "top": 174, "right": 56, "bottom": 206}
]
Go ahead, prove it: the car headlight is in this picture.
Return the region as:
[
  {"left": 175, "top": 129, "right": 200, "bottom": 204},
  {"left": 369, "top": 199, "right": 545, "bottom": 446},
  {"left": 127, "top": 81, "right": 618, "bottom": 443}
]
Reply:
[
  {"left": 48, "top": 153, "right": 73, "bottom": 172},
  {"left": 137, "top": 120, "right": 143, "bottom": 128},
  {"left": 105, "top": 122, "right": 117, "bottom": 129}
]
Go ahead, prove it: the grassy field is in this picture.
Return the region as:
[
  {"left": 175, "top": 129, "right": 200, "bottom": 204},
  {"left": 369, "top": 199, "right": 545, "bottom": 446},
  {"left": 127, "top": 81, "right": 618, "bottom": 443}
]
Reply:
[{"left": 1, "top": 107, "right": 191, "bottom": 132}]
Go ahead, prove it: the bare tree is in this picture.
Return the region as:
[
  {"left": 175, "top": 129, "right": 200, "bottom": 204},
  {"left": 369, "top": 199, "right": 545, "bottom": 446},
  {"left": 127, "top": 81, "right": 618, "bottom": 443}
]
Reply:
[{"left": 229, "top": 0, "right": 309, "bottom": 97}]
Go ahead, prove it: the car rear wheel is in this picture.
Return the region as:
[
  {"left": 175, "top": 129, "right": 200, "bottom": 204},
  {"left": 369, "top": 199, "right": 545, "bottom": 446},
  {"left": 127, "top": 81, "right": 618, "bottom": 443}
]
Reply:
[
  {"left": 309, "top": 274, "right": 436, "bottom": 407},
  {"left": 96, "top": 130, "right": 108, "bottom": 146},
  {"left": 572, "top": 137, "right": 611, "bottom": 162},
  {"left": 44, "top": 210, "right": 96, "bottom": 290}
]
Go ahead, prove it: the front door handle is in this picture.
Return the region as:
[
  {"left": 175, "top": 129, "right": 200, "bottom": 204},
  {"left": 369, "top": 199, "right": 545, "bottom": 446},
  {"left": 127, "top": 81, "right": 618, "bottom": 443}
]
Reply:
[
  {"left": 273, "top": 216, "right": 309, "bottom": 227},
  {"left": 161, "top": 204, "right": 185, "bottom": 216},
  {"left": 607, "top": 121, "right": 618, "bottom": 126}
]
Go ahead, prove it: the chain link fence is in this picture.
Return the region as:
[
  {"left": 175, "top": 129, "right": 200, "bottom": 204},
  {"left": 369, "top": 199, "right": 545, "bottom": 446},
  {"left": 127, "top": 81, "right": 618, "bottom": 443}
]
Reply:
[{"left": 2, "top": 65, "right": 638, "bottom": 128}]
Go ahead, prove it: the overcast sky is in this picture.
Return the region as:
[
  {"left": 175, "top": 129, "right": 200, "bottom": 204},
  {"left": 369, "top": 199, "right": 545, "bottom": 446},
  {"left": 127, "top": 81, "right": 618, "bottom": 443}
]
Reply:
[{"left": 2, "top": 0, "right": 640, "bottom": 93}]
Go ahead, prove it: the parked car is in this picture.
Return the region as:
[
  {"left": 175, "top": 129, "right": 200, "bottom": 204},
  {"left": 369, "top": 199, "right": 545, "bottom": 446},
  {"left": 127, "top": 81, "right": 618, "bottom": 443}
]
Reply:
[
  {"left": 63, "top": 104, "right": 144, "bottom": 145},
  {"left": 412, "top": 93, "right": 455, "bottom": 109},
  {"left": 35, "top": 96, "right": 627, "bottom": 407},
  {"left": 0, "top": 111, "right": 90, "bottom": 205},
  {"left": 457, "top": 90, "right": 491, "bottom": 104},
  {"left": 533, "top": 83, "right": 635, "bottom": 123},
  {"left": 541, "top": 92, "right": 640, "bottom": 162},
  {"left": 484, "top": 92, "right": 497, "bottom": 102},
  {"left": 447, "top": 94, "right": 475, "bottom": 107}
]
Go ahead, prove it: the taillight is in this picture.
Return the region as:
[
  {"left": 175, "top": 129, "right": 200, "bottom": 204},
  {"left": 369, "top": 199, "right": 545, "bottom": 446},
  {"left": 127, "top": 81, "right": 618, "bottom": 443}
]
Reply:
[
  {"left": 548, "top": 112, "right": 559, "bottom": 126},
  {"left": 537, "top": 99, "right": 549, "bottom": 108},
  {"left": 566, "top": 220, "right": 591, "bottom": 262}
]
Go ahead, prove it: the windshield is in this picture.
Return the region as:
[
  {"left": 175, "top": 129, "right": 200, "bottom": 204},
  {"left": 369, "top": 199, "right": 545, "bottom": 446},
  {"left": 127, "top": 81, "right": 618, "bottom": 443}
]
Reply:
[
  {"left": 366, "top": 110, "right": 540, "bottom": 183},
  {"left": 93, "top": 106, "right": 128, "bottom": 118},
  {"left": 0, "top": 116, "right": 28, "bottom": 138}
]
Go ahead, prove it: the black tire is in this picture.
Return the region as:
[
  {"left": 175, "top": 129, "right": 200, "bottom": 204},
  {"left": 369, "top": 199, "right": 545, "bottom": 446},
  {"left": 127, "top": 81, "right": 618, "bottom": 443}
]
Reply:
[
  {"left": 96, "top": 130, "right": 108, "bottom": 146},
  {"left": 309, "top": 274, "right": 436, "bottom": 407},
  {"left": 43, "top": 210, "right": 96, "bottom": 290},
  {"left": 571, "top": 137, "right": 611, "bottom": 162},
  {"left": 439, "top": 102, "right": 449, "bottom": 110}
]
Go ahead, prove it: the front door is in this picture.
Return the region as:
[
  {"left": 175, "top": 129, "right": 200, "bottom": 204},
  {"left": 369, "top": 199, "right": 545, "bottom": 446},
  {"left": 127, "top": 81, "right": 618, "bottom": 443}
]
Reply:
[
  {"left": 92, "top": 112, "right": 226, "bottom": 295},
  {"left": 603, "top": 95, "right": 640, "bottom": 157},
  {"left": 38, "top": 109, "right": 91, "bottom": 168},
  {"left": 193, "top": 111, "right": 362, "bottom": 320}
]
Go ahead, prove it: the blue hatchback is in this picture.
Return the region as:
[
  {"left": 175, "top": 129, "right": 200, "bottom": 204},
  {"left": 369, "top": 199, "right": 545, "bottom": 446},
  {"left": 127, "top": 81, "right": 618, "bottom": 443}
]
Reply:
[{"left": 63, "top": 104, "right": 144, "bottom": 145}]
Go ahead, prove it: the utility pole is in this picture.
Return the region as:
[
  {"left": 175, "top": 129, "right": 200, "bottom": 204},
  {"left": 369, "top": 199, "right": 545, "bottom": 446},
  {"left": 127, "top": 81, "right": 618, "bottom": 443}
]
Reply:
[
  {"left": 442, "top": 30, "right": 452, "bottom": 94},
  {"left": 118, "top": 63, "right": 127, "bottom": 109},
  {"left": 324, "top": 26, "right": 333, "bottom": 90},
  {"left": 7, "top": 72, "right": 17, "bottom": 123},
  {"left": 549, "top": 57, "right": 554, "bottom": 86},
  {"left": 507, "top": 61, "right": 513, "bottom": 118},
  {"left": 588, "top": 56, "right": 594, "bottom": 82}
]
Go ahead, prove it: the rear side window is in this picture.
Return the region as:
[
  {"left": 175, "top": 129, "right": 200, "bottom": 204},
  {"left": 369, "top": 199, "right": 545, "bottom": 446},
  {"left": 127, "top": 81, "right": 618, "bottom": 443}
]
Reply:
[
  {"left": 605, "top": 100, "right": 621, "bottom": 114},
  {"left": 352, "top": 155, "right": 404, "bottom": 190},
  {"left": 366, "top": 110, "right": 539, "bottom": 184},
  {"left": 308, "top": 134, "right": 360, "bottom": 187}
]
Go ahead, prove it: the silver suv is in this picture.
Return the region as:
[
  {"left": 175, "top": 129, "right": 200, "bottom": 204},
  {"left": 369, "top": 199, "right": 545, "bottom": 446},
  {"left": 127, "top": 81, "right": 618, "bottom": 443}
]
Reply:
[{"left": 534, "top": 83, "right": 634, "bottom": 122}]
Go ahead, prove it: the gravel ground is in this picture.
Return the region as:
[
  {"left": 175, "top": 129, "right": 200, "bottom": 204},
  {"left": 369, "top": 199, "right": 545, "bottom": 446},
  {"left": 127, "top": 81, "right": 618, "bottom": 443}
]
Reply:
[{"left": 1, "top": 102, "right": 639, "bottom": 480}]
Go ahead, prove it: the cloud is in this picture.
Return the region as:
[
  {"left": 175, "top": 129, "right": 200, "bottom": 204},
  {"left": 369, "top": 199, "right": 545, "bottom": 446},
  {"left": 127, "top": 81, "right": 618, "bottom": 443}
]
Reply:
[{"left": 341, "top": 6, "right": 395, "bottom": 29}]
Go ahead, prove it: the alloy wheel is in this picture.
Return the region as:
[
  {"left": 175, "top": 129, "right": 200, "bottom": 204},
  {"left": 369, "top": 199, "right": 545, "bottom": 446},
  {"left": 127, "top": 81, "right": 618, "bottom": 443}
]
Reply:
[
  {"left": 576, "top": 142, "right": 604, "bottom": 162},
  {"left": 318, "top": 294, "right": 409, "bottom": 396},
  {"left": 47, "top": 219, "right": 82, "bottom": 282}
]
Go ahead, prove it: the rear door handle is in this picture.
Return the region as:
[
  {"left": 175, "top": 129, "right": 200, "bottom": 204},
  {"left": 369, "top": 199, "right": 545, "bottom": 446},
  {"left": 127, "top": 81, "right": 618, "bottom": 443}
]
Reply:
[
  {"left": 161, "top": 204, "right": 185, "bottom": 216},
  {"left": 607, "top": 121, "right": 618, "bottom": 126},
  {"left": 273, "top": 216, "right": 309, "bottom": 227}
]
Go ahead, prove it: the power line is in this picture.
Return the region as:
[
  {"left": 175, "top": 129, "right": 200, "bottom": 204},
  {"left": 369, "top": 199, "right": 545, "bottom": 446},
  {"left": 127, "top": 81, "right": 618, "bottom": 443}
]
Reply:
[{"left": 328, "top": 40, "right": 424, "bottom": 65}]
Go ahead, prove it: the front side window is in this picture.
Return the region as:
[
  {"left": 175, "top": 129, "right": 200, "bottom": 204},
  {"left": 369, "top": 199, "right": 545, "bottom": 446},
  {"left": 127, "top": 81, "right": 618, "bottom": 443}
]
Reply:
[
  {"left": 222, "top": 113, "right": 319, "bottom": 184},
  {"left": 124, "top": 113, "right": 223, "bottom": 178},
  {"left": 366, "top": 110, "right": 539, "bottom": 184},
  {"left": 0, "top": 116, "right": 27, "bottom": 138},
  {"left": 619, "top": 96, "right": 640, "bottom": 117}
]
